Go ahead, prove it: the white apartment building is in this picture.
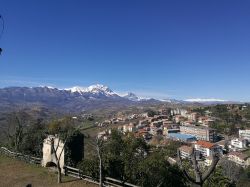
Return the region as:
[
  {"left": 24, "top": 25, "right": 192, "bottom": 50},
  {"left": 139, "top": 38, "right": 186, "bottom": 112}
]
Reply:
[
  {"left": 239, "top": 129, "right": 250, "bottom": 141},
  {"left": 194, "top": 140, "right": 222, "bottom": 157},
  {"left": 179, "top": 145, "right": 193, "bottom": 159},
  {"left": 230, "top": 138, "right": 248, "bottom": 149}
]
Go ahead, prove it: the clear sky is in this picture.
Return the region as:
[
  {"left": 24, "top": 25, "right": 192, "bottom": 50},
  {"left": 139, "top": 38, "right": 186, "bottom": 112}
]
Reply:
[{"left": 0, "top": 0, "right": 250, "bottom": 101}]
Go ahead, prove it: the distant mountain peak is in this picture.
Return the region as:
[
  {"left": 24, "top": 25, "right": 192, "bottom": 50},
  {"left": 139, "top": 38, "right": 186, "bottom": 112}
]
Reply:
[
  {"left": 65, "top": 84, "right": 116, "bottom": 96},
  {"left": 65, "top": 86, "right": 85, "bottom": 93},
  {"left": 126, "top": 92, "right": 137, "bottom": 97},
  {"left": 122, "top": 92, "right": 152, "bottom": 101},
  {"left": 123, "top": 92, "right": 140, "bottom": 101}
]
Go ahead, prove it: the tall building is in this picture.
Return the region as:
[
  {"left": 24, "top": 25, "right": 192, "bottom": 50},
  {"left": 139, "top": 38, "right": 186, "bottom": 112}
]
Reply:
[{"left": 180, "top": 125, "right": 217, "bottom": 142}]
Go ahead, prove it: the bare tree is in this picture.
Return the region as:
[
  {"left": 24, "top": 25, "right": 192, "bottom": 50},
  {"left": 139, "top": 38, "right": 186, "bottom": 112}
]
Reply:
[
  {"left": 177, "top": 148, "right": 220, "bottom": 187},
  {"left": 47, "top": 116, "right": 81, "bottom": 183},
  {"left": 96, "top": 137, "right": 104, "bottom": 187},
  {"left": 4, "top": 113, "right": 26, "bottom": 151},
  {"left": 48, "top": 134, "right": 69, "bottom": 183},
  {"left": 87, "top": 134, "right": 105, "bottom": 187}
]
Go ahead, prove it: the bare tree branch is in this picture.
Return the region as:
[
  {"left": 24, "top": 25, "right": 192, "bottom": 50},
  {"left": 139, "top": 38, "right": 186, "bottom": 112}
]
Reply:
[{"left": 177, "top": 147, "right": 220, "bottom": 187}]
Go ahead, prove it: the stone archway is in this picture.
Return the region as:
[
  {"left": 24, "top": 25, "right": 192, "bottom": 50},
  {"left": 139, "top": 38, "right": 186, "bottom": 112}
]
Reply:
[
  {"left": 42, "top": 135, "right": 65, "bottom": 171},
  {"left": 45, "top": 161, "right": 57, "bottom": 167}
]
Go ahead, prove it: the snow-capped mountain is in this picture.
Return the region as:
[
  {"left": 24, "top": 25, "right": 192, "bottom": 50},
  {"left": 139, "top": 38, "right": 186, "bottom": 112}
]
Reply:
[
  {"left": 0, "top": 84, "right": 160, "bottom": 113},
  {"left": 0, "top": 84, "right": 242, "bottom": 113},
  {"left": 184, "top": 98, "right": 227, "bottom": 102},
  {"left": 65, "top": 84, "right": 117, "bottom": 97},
  {"left": 122, "top": 92, "right": 151, "bottom": 101},
  {"left": 65, "top": 85, "right": 151, "bottom": 101},
  {"left": 184, "top": 98, "right": 242, "bottom": 105}
]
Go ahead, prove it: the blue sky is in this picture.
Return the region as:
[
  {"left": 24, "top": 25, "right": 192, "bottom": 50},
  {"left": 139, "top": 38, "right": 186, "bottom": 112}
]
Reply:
[{"left": 0, "top": 0, "right": 250, "bottom": 101}]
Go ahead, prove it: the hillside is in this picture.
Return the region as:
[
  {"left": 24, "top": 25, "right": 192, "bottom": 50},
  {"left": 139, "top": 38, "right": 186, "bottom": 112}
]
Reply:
[
  {"left": 0, "top": 154, "right": 97, "bottom": 187},
  {"left": 0, "top": 85, "right": 164, "bottom": 113}
]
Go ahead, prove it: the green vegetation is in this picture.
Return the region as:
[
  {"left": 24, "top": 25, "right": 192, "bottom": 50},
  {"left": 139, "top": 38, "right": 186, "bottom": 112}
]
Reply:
[
  {"left": 78, "top": 130, "right": 188, "bottom": 187},
  {"left": 237, "top": 166, "right": 250, "bottom": 187},
  {"left": 2, "top": 104, "right": 250, "bottom": 186},
  {"left": 192, "top": 104, "right": 250, "bottom": 135},
  {"left": 204, "top": 167, "right": 233, "bottom": 187}
]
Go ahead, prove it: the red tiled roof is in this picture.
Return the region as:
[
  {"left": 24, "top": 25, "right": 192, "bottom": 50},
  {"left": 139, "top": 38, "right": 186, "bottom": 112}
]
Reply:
[{"left": 196, "top": 140, "right": 214, "bottom": 149}]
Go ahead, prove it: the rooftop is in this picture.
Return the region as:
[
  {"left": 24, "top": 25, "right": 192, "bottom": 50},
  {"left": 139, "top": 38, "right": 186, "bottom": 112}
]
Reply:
[
  {"left": 180, "top": 125, "right": 215, "bottom": 131},
  {"left": 196, "top": 140, "right": 215, "bottom": 149},
  {"left": 168, "top": 133, "right": 197, "bottom": 141}
]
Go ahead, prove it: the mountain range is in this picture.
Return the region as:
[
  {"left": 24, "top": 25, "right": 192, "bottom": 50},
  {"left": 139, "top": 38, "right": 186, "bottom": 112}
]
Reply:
[{"left": 0, "top": 84, "right": 242, "bottom": 113}]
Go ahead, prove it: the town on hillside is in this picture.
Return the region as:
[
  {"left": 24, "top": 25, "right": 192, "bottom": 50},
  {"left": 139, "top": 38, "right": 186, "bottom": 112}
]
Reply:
[{"left": 96, "top": 104, "right": 250, "bottom": 169}]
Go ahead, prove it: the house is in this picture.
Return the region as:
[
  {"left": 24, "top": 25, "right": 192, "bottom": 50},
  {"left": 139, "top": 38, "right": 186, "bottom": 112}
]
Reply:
[
  {"left": 241, "top": 105, "right": 248, "bottom": 111},
  {"left": 230, "top": 138, "right": 248, "bottom": 149},
  {"left": 99, "top": 120, "right": 112, "bottom": 127},
  {"left": 138, "top": 119, "right": 150, "bottom": 126},
  {"left": 182, "top": 121, "right": 195, "bottom": 126},
  {"left": 187, "top": 112, "right": 200, "bottom": 122},
  {"left": 174, "top": 115, "right": 186, "bottom": 123},
  {"left": 139, "top": 113, "right": 149, "bottom": 118},
  {"left": 137, "top": 129, "right": 151, "bottom": 140},
  {"left": 227, "top": 152, "right": 250, "bottom": 168},
  {"left": 137, "top": 121, "right": 149, "bottom": 130},
  {"left": 163, "top": 124, "right": 180, "bottom": 135},
  {"left": 97, "top": 131, "right": 108, "bottom": 141},
  {"left": 150, "top": 121, "right": 163, "bottom": 128},
  {"left": 123, "top": 123, "right": 137, "bottom": 133},
  {"left": 198, "top": 117, "right": 208, "bottom": 124},
  {"left": 171, "top": 108, "right": 188, "bottom": 117},
  {"left": 194, "top": 140, "right": 222, "bottom": 157},
  {"left": 163, "top": 120, "right": 174, "bottom": 125},
  {"left": 128, "top": 114, "right": 138, "bottom": 120},
  {"left": 239, "top": 129, "right": 250, "bottom": 141},
  {"left": 128, "top": 123, "right": 137, "bottom": 132},
  {"left": 179, "top": 145, "right": 193, "bottom": 159},
  {"left": 150, "top": 126, "right": 162, "bottom": 135}
]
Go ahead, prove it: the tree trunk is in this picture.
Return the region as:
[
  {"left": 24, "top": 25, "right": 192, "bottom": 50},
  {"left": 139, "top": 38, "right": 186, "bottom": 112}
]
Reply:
[
  {"left": 99, "top": 157, "right": 102, "bottom": 187},
  {"left": 97, "top": 147, "right": 103, "bottom": 187},
  {"left": 57, "top": 165, "right": 62, "bottom": 183},
  {"left": 96, "top": 139, "right": 103, "bottom": 187}
]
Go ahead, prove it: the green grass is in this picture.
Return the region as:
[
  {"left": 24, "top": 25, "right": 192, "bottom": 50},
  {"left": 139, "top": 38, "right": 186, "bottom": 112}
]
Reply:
[{"left": 0, "top": 153, "right": 97, "bottom": 187}]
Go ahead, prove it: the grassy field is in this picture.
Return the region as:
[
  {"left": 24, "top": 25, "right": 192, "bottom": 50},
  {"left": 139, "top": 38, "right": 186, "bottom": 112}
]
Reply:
[{"left": 0, "top": 154, "right": 97, "bottom": 187}]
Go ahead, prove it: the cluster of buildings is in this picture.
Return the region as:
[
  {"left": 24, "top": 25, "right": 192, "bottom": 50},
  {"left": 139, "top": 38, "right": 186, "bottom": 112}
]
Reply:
[
  {"left": 98, "top": 107, "right": 250, "bottom": 169},
  {"left": 97, "top": 113, "right": 149, "bottom": 127},
  {"left": 179, "top": 129, "right": 250, "bottom": 168},
  {"left": 179, "top": 140, "right": 222, "bottom": 166}
]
